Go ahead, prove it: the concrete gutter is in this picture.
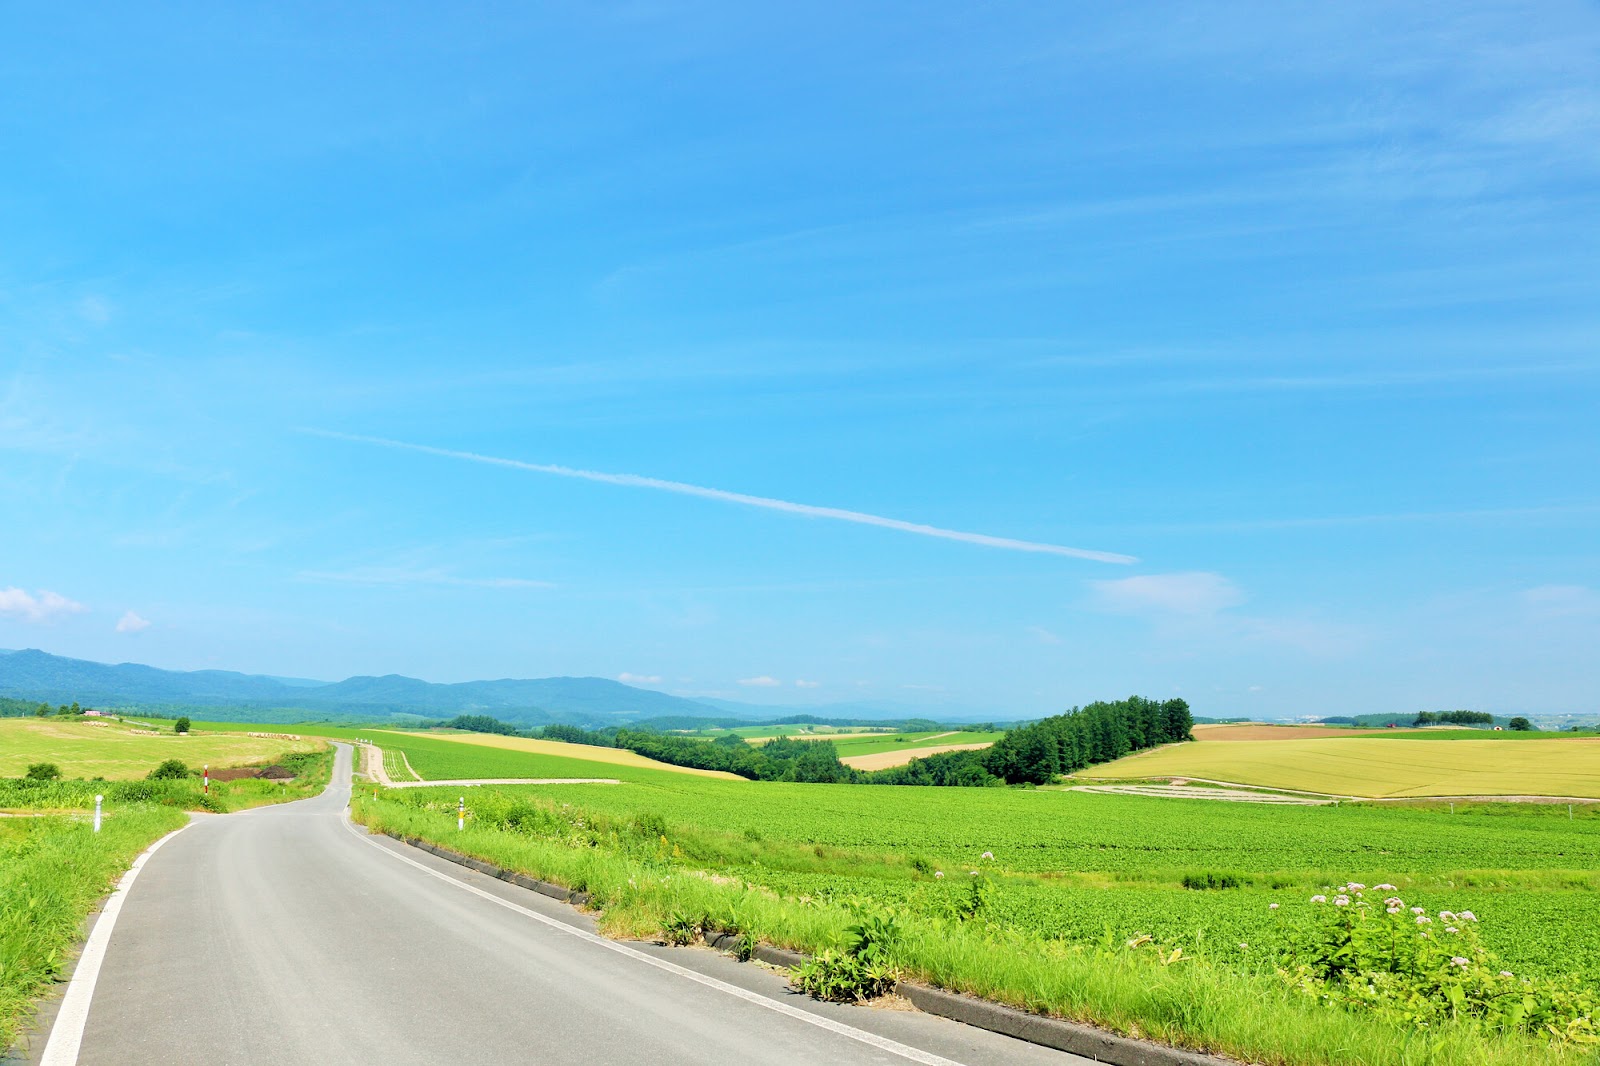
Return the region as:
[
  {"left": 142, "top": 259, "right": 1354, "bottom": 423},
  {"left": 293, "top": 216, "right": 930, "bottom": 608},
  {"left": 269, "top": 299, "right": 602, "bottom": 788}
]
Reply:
[{"left": 380, "top": 830, "right": 1240, "bottom": 1066}]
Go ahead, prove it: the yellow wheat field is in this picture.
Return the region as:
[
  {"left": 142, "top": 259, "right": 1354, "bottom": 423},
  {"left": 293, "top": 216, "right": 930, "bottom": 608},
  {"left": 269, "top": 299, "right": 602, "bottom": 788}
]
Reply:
[{"left": 1079, "top": 736, "right": 1600, "bottom": 798}]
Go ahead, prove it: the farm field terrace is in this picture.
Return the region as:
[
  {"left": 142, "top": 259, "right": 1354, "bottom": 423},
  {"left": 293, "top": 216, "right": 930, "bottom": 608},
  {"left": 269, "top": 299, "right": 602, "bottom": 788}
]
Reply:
[
  {"left": 0, "top": 717, "right": 325, "bottom": 781},
  {"left": 369, "top": 764, "right": 1600, "bottom": 984},
  {"left": 1080, "top": 735, "right": 1600, "bottom": 798}
]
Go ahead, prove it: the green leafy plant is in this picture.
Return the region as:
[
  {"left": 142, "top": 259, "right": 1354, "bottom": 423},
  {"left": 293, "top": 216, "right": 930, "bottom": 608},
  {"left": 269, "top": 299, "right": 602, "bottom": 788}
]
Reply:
[
  {"left": 24, "top": 763, "right": 61, "bottom": 781},
  {"left": 790, "top": 949, "right": 898, "bottom": 1002},
  {"left": 792, "top": 905, "right": 902, "bottom": 1002},
  {"left": 662, "top": 911, "right": 701, "bottom": 946}
]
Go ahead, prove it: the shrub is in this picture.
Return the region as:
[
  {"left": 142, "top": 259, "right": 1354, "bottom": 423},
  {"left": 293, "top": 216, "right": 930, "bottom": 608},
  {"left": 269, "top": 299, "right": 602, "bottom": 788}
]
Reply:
[
  {"left": 1182, "top": 871, "right": 1245, "bottom": 890},
  {"left": 791, "top": 949, "right": 898, "bottom": 1002},
  {"left": 24, "top": 763, "right": 62, "bottom": 781},
  {"left": 792, "top": 906, "right": 901, "bottom": 1002},
  {"left": 147, "top": 759, "right": 191, "bottom": 780},
  {"left": 173, "top": 717, "right": 191, "bottom": 734}
]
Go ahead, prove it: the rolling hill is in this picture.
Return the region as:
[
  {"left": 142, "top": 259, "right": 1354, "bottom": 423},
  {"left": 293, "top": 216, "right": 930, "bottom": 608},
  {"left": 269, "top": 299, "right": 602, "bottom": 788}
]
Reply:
[{"left": 0, "top": 648, "right": 724, "bottom": 726}]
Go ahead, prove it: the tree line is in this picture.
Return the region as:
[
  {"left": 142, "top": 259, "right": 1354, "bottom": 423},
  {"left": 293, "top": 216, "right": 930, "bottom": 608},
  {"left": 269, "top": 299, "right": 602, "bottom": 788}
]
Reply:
[{"left": 528, "top": 696, "right": 1192, "bottom": 787}]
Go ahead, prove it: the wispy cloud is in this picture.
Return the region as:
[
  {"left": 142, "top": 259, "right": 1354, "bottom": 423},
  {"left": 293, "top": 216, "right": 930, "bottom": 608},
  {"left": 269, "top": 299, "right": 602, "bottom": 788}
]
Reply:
[
  {"left": 738, "top": 675, "right": 782, "bottom": 687},
  {"left": 793, "top": 679, "right": 820, "bottom": 688},
  {"left": 0, "top": 587, "right": 88, "bottom": 623},
  {"left": 1090, "top": 572, "right": 1245, "bottom": 615},
  {"left": 1523, "top": 584, "right": 1600, "bottom": 619},
  {"left": 618, "top": 672, "right": 663, "bottom": 684},
  {"left": 1026, "top": 625, "right": 1063, "bottom": 645},
  {"left": 303, "top": 430, "right": 1136, "bottom": 564},
  {"left": 115, "top": 610, "right": 152, "bottom": 633},
  {"left": 296, "top": 566, "right": 551, "bottom": 589}
]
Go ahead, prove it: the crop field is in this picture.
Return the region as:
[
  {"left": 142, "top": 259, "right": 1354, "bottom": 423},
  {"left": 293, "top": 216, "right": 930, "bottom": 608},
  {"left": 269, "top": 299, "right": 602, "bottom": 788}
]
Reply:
[
  {"left": 0, "top": 718, "right": 325, "bottom": 781},
  {"left": 371, "top": 760, "right": 1600, "bottom": 984},
  {"left": 1080, "top": 736, "right": 1600, "bottom": 797},
  {"left": 1190, "top": 723, "right": 1429, "bottom": 740},
  {"left": 828, "top": 729, "right": 1002, "bottom": 758},
  {"left": 709, "top": 725, "right": 894, "bottom": 741},
  {"left": 373, "top": 730, "right": 742, "bottom": 781}
]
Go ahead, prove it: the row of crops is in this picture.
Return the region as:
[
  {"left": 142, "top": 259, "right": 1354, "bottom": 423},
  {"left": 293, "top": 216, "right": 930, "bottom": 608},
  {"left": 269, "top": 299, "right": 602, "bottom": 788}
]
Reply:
[{"left": 372, "top": 767, "right": 1600, "bottom": 983}]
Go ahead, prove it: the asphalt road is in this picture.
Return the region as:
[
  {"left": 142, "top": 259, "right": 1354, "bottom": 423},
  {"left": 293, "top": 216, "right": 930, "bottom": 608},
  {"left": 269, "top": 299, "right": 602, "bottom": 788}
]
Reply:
[{"left": 49, "top": 744, "right": 1096, "bottom": 1066}]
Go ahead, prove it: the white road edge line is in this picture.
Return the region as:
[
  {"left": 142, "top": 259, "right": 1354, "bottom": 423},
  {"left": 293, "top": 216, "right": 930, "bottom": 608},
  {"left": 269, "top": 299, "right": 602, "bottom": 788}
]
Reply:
[
  {"left": 342, "top": 812, "right": 967, "bottom": 1066},
  {"left": 39, "top": 823, "right": 192, "bottom": 1066}
]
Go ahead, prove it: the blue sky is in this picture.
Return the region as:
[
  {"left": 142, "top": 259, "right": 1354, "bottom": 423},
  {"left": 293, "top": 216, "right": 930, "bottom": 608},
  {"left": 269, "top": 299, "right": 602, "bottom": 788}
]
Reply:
[{"left": 2, "top": 2, "right": 1597, "bottom": 718}]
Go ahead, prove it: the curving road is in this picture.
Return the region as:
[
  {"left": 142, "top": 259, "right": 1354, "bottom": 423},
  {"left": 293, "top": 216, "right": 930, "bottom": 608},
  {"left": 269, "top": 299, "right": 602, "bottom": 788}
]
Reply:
[{"left": 36, "top": 745, "right": 1093, "bottom": 1066}]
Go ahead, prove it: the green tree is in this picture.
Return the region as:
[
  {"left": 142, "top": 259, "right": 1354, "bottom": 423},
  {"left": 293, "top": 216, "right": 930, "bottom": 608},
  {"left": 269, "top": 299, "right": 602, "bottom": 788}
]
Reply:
[
  {"left": 1507, "top": 716, "right": 1534, "bottom": 731},
  {"left": 147, "top": 759, "right": 191, "bottom": 780},
  {"left": 25, "top": 762, "right": 62, "bottom": 781},
  {"left": 174, "top": 716, "right": 191, "bottom": 734}
]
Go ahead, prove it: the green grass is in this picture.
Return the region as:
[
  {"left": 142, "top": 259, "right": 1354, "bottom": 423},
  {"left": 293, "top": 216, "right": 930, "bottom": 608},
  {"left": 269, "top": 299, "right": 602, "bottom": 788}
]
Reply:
[
  {"left": 355, "top": 790, "right": 1591, "bottom": 1066},
  {"left": 0, "top": 718, "right": 326, "bottom": 781},
  {"left": 0, "top": 806, "right": 188, "bottom": 1050}
]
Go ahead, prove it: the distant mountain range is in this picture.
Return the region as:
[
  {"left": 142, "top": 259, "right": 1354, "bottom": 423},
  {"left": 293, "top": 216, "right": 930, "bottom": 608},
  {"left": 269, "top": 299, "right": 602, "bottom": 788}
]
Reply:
[{"left": 0, "top": 648, "right": 725, "bottom": 726}]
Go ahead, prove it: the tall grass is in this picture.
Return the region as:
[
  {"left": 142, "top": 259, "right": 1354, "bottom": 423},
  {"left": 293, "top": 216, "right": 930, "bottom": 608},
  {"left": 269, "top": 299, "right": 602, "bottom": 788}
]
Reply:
[
  {"left": 353, "top": 794, "right": 1595, "bottom": 1066},
  {"left": 0, "top": 807, "right": 186, "bottom": 1050}
]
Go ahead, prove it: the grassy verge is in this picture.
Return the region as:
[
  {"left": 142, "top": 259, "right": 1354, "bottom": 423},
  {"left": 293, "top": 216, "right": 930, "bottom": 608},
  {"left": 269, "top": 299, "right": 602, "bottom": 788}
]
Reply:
[
  {"left": 0, "top": 806, "right": 188, "bottom": 1050},
  {"left": 351, "top": 792, "right": 1588, "bottom": 1066}
]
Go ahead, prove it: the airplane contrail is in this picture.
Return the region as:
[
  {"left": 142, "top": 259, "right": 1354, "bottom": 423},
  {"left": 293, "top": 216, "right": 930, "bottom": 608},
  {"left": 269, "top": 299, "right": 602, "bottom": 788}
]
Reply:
[{"left": 304, "top": 429, "right": 1137, "bottom": 564}]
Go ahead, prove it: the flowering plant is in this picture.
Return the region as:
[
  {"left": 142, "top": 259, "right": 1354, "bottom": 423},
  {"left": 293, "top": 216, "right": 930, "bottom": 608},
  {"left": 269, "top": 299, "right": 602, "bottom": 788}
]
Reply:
[{"left": 1276, "top": 882, "right": 1597, "bottom": 1042}]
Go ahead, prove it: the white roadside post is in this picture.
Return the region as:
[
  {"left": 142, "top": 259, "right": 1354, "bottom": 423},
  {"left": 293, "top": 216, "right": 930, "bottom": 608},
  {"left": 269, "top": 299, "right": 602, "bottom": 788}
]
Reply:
[
  {"left": 458, "top": 796, "right": 465, "bottom": 832},
  {"left": 93, "top": 795, "right": 103, "bottom": 833}
]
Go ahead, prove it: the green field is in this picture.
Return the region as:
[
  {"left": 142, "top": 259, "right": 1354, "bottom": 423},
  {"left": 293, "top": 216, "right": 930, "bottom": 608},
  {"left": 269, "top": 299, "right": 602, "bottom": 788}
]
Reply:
[
  {"left": 354, "top": 733, "right": 1600, "bottom": 1065},
  {"left": 1080, "top": 736, "right": 1600, "bottom": 797},
  {"left": 348, "top": 735, "right": 1600, "bottom": 980},
  {"left": 0, "top": 718, "right": 325, "bottom": 782}
]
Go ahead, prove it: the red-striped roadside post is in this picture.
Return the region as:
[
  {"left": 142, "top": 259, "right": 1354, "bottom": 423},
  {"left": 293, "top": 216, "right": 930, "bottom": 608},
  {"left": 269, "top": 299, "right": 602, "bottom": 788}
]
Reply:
[{"left": 203, "top": 765, "right": 209, "bottom": 795}]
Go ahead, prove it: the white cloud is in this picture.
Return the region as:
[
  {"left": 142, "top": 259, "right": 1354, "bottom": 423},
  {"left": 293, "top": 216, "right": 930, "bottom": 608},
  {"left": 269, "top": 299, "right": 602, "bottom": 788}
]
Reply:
[
  {"left": 307, "top": 431, "right": 1137, "bottom": 564},
  {"left": 1523, "top": 584, "right": 1600, "bottom": 619},
  {"left": 793, "top": 679, "right": 820, "bottom": 688},
  {"left": 78, "top": 295, "right": 112, "bottom": 324},
  {"left": 0, "top": 587, "right": 88, "bottom": 624},
  {"left": 738, "top": 676, "right": 782, "bottom": 687},
  {"left": 1090, "top": 572, "right": 1245, "bottom": 616},
  {"left": 115, "top": 610, "right": 152, "bottom": 633},
  {"left": 1026, "top": 625, "right": 1063, "bottom": 645},
  {"left": 618, "top": 672, "right": 662, "bottom": 684}
]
